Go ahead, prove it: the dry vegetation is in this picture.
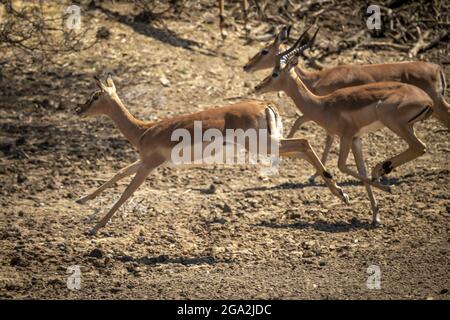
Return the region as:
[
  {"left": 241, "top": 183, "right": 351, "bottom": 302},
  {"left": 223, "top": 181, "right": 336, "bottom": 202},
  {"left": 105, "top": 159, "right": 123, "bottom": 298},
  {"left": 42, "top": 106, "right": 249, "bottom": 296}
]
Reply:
[{"left": 0, "top": 0, "right": 449, "bottom": 299}]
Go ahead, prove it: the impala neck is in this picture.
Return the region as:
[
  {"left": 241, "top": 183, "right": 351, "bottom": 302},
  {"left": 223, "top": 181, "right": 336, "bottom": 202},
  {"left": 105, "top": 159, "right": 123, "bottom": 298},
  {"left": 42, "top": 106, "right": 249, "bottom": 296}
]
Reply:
[
  {"left": 105, "top": 95, "right": 147, "bottom": 149},
  {"left": 284, "top": 69, "right": 325, "bottom": 123}
]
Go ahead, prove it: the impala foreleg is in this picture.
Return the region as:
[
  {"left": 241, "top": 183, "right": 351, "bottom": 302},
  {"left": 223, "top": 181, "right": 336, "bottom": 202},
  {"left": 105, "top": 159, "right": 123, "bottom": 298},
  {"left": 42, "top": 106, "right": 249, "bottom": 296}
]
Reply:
[
  {"left": 76, "top": 160, "right": 141, "bottom": 204},
  {"left": 89, "top": 161, "right": 159, "bottom": 235},
  {"left": 351, "top": 137, "right": 380, "bottom": 225},
  {"left": 309, "top": 134, "right": 334, "bottom": 183},
  {"left": 279, "top": 138, "right": 349, "bottom": 204},
  {"left": 337, "top": 138, "right": 391, "bottom": 193}
]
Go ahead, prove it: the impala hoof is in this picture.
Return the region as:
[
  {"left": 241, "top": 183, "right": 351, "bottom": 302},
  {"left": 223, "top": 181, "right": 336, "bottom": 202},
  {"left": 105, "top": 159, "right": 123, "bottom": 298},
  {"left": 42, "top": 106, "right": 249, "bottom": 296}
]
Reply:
[
  {"left": 371, "top": 219, "right": 383, "bottom": 228},
  {"left": 372, "top": 161, "right": 393, "bottom": 180},
  {"left": 340, "top": 190, "right": 350, "bottom": 205}
]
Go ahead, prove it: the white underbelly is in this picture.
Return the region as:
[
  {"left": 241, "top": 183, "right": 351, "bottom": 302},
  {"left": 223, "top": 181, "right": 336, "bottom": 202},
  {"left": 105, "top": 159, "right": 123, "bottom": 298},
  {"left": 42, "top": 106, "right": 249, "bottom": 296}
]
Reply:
[{"left": 355, "top": 120, "right": 384, "bottom": 136}]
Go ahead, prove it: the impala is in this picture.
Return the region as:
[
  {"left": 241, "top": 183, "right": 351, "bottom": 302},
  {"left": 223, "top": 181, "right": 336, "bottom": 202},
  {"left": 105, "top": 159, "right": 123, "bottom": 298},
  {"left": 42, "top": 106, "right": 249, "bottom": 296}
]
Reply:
[
  {"left": 75, "top": 74, "right": 349, "bottom": 235},
  {"left": 245, "top": 25, "right": 449, "bottom": 182},
  {"left": 254, "top": 33, "right": 434, "bottom": 226}
]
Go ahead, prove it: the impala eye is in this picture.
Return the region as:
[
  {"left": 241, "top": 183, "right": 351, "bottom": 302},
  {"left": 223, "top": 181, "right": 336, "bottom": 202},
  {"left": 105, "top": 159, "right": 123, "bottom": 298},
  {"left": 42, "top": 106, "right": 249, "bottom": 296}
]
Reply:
[
  {"left": 272, "top": 72, "right": 279, "bottom": 78},
  {"left": 261, "top": 49, "right": 269, "bottom": 55}
]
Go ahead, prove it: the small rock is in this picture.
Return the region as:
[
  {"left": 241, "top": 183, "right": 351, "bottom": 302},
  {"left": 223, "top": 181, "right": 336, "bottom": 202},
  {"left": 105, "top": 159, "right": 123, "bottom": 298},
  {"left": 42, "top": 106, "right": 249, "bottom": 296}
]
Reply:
[
  {"left": 440, "top": 289, "right": 448, "bottom": 294},
  {"left": 203, "top": 12, "right": 215, "bottom": 24},
  {"left": 96, "top": 26, "right": 110, "bottom": 40},
  {"left": 116, "top": 255, "right": 133, "bottom": 262},
  {"left": 202, "top": 184, "right": 216, "bottom": 194},
  {"left": 222, "top": 203, "right": 232, "bottom": 213},
  {"left": 47, "top": 278, "right": 65, "bottom": 287},
  {"left": 10, "top": 255, "right": 29, "bottom": 267},
  {"left": 17, "top": 173, "right": 27, "bottom": 184},
  {"left": 159, "top": 76, "right": 171, "bottom": 87},
  {"left": 110, "top": 287, "right": 122, "bottom": 293},
  {"left": 286, "top": 210, "right": 300, "bottom": 219},
  {"left": 88, "top": 248, "right": 104, "bottom": 259}
]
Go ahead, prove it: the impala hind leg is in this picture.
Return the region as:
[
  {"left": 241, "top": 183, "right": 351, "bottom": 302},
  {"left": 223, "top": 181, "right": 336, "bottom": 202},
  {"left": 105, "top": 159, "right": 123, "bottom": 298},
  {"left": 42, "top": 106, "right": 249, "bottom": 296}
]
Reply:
[
  {"left": 89, "top": 160, "right": 161, "bottom": 235},
  {"left": 371, "top": 125, "right": 426, "bottom": 180},
  {"left": 337, "top": 138, "right": 391, "bottom": 193},
  {"left": 433, "top": 96, "right": 450, "bottom": 131},
  {"left": 308, "top": 134, "right": 334, "bottom": 184},
  {"left": 279, "top": 138, "right": 349, "bottom": 204},
  {"left": 351, "top": 137, "right": 380, "bottom": 226},
  {"left": 76, "top": 160, "right": 141, "bottom": 204}
]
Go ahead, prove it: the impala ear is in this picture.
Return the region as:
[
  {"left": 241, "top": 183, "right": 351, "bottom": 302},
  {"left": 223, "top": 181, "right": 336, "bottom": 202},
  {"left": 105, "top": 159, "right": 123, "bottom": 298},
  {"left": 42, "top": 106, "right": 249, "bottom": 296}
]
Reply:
[
  {"left": 105, "top": 73, "right": 116, "bottom": 92},
  {"left": 93, "top": 76, "right": 107, "bottom": 91}
]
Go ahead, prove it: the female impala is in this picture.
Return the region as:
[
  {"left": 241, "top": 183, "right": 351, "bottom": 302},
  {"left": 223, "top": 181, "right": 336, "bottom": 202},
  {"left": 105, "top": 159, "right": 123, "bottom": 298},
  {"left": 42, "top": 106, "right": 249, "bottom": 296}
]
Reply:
[
  {"left": 254, "top": 35, "right": 434, "bottom": 226},
  {"left": 245, "top": 25, "right": 449, "bottom": 181},
  {"left": 75, "top": 75, "right": 349, "bottom": 235}
]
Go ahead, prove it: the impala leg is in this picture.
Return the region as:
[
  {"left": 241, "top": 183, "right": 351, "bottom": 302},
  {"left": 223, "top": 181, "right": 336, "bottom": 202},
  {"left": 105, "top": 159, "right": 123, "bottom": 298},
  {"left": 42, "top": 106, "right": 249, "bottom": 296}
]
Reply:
[
  {"left": 372, "top": 125, "right": 426, "bottom": 180},
  {"left": 337, "top": 137, "right": 391, "bottom": 193},
  {"left": 309, "top": 134, "right": 334, "bottom": 183},
  {"left": 76, "top": 160, "right": 141, "bottom": 204},
  {"left": 433, "top": 96, "right": 450, "bottom": 131},
  {"left": 287, "top": 115, "right": 310, "bottom": 138},
  {"left": 351, "top": 137, "right": 380, "bottom": 225},
  {"left": 279, "top": 138, "right": 349, "bottom": 204},
  {"left": 89, "top": 161, "right": 158, "bottom": 235}
]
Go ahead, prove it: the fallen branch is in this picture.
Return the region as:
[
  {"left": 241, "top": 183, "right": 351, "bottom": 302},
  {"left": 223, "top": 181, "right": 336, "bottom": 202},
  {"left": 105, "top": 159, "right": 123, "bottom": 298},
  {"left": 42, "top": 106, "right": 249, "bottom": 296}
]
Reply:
[
  {"left": 408, "top": 26, "right": 430, "bottom": 57},
  {"left": 412, "top": 30, "right": 450, "bottom": 56},
  {"left": 356, "top": 41, "right": 410, "bottom": 52}
]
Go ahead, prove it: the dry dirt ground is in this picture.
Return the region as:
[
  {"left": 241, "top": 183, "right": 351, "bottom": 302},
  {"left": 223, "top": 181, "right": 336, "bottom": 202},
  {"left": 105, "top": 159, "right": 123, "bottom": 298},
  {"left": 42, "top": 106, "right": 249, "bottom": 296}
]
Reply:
[{"left": 0, "top": 2, "right": 449, "bottom": 299}]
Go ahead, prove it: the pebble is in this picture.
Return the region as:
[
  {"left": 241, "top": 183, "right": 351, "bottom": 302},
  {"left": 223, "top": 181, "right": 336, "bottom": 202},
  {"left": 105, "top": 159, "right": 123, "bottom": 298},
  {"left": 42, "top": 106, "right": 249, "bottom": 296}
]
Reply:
[
  {"left": 88, "top": 248, "right": 104, "bottom": 259},
  {"left": 159, "top": 76, "right": 171, "bottom": 87},
  {"left": 10, "top": 255, "right": 29, "bottom": 267}
]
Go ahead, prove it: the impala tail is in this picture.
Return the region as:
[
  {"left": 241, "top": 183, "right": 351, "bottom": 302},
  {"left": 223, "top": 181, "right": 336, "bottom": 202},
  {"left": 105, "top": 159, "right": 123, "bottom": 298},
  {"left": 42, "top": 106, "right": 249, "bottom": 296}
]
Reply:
[{"left": 265, "top": 105, "right": 283, "bottom": 140}]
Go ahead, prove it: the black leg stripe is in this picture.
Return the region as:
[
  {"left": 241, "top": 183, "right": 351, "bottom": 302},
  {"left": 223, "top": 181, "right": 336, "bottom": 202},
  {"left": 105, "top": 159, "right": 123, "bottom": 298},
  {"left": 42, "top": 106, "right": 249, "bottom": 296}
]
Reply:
[{"left": 408, "top": 106, "right": 430, "bottom": 124}]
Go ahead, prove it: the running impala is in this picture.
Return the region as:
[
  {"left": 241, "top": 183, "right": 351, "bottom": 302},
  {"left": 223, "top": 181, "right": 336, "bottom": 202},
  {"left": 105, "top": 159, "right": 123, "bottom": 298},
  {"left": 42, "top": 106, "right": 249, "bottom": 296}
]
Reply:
[
  {"left": 75, "top": 75, "right": 349, "bottom": 234},
  {"left": 254, "top": 32, "right": 434, "bottom": 226},
  {"left": 245, "top": 25, "right": 449, "bottom": 182}
]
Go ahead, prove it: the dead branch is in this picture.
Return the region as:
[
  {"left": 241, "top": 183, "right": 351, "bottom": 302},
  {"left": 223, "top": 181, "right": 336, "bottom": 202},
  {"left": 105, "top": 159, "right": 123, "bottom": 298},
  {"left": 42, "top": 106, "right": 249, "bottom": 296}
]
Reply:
[
  {"left": 408, "top": 26, "right": 430, "bottom": 57},
  {"left": 356, "top": 41, "right": 411, "bottom": 52},
  {"left": 411, "top": 29, "right": 450, "bottom": 56}
]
